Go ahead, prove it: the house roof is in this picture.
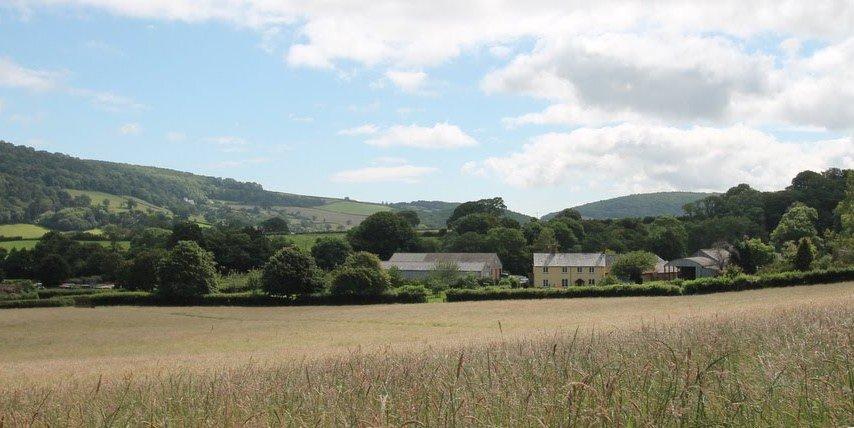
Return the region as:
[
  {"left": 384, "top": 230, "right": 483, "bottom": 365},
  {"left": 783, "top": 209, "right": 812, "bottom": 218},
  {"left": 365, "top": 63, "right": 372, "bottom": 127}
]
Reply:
[
  {"left": 380, "top": 261, "right": 487, "bottom": 272},
  {"left": 695, "top": 248, "right": 730, "bottom": 263},
  {"left": 533, "top": 253, "right": 610, "bottom": 267},
  {"left": 387, "top": 253, "right": 501, "bottom": 266},
  {"left": 666, "top": 256, "right": 722, "bottom": 270}
]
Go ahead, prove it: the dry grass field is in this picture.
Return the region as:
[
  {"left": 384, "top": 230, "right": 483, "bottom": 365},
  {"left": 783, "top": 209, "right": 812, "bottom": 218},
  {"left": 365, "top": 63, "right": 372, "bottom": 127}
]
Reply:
[{"left": 0, "top": 283, "right": 852, "bottom": 425}]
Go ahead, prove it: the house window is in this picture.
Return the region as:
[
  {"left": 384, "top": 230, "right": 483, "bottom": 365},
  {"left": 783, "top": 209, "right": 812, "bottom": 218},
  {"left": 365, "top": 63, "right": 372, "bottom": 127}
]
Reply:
[
  {"left": 542, "top": 267, "right": 549, "bottom": 273},
  {"left": 542, "top": 279, "right": 549, "bottom": 287},
  {"left": 561, "top": 267, "right": 568, "bottom": 273},
  {"left": 588, "top": 278, "right": 595, "bottom": 285},
  {"left": 576, "top": 267, "right": 582, "bottom": 273},
  {"left": 561, "top": 279, "right": 568, "bottom": 287},
  {"left": 589, "top": 267, "right": 595, "bottom": 273}
]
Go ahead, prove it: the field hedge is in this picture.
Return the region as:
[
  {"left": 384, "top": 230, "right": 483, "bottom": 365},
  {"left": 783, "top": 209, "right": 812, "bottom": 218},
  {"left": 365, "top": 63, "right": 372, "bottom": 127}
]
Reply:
[
  {"left": 0, "top": 297, "right": 75, "bottom": 309},
  {"left": 447, "top": 267, "right": 854, "bottom": 302},
  {"left": 36, "top": 288, "right": 110, "bottom": 299},
  {"left": 70, "top": 289, "right": 428, "bottom": 307},
  {"left": 681, "top": 267, "right": 854, "bottom": 294},
  {"left": 446, "top": 283, "right": 682, "bottom": 302}
]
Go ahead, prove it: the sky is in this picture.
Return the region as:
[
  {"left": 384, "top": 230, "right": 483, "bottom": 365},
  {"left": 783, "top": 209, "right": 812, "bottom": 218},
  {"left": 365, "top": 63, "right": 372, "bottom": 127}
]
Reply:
[{"left": 0, "top": 1, "right": 852, "bottom": 216}]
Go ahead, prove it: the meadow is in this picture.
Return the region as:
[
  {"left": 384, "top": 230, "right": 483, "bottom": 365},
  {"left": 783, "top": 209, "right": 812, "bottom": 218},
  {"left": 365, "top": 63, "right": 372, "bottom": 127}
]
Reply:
[
  {"left": 0, "top": 240, "right": 130, "bottom": 251},
  {"left": 0, "top": 283, "right": 851, "bottom": 425},
  {"left": 0, "top": 223, "right": 49, "bottom": 239},
  {"left": 319, "top": 200, "right": 391, "bottom": 216},
  {"left": 64, "top": 189, "right": 170, "bottom": 214},
  {"left": 285, "top": 232, "right": 347, "bottom": 251}
]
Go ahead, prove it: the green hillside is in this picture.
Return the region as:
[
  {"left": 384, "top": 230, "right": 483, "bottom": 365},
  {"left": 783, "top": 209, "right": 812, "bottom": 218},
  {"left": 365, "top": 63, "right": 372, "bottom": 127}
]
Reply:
[
  {"left": 544, "top": 192, "right": 714, "bottom": 220},
  {"left": 0, "top": 224, "right": 50, "bottom": 239}
]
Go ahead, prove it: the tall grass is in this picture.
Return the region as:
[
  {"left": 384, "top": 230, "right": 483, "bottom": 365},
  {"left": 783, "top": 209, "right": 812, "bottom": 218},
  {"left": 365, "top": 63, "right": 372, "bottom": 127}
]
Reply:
[{"left": 1, "top": 303, "right": 850, "bottom": 426}]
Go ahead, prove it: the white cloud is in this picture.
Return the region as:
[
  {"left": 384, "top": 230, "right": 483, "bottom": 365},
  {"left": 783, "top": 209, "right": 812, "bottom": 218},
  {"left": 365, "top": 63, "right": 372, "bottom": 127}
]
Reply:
[
  {"left": 166, "top": 131, "right": 186, "bottom": 142},
  {"left": 366, "top": 123, "right": 478, "bottom": 149},
  {"left": 330, "top": 164, "right": 437, "bottom": 183},
  {"left": 488, "top": 45, "right": 512, "bottom": 59},
  {"left": 384, "top": 70, "right": 427, "bottom": 93},
  {"left": 119, "top": 122, "right": 141, "bottom": 135},
  {"left": 338, "top": 124, "right": 379, "bottom": 136},
  {"left": 289, "top": 113, "right": 314, "bottom": 122},
  {"left": 0, "top": 57, "right": 60, "bottom": 91},
  {"left": 204, "top": 136, "right": 249, "bottom": 152},
  {"left": 208, "top": 157, "right": 270, "bottom": 169},
  {"left": 464, "top": 124, "right": 854, "bottom": 193},
  {"left": 373, "top": 156, "right": 408, "bottom": 165}
]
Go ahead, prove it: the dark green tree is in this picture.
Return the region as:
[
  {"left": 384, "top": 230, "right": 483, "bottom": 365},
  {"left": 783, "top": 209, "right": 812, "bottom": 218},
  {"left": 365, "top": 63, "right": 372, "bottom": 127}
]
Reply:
[
  {"left": 311, "top": 237, "right": 353, "bottom": 270},
  {"left": 396, "top": 210, "right": 421, "bottom": 227},
  {"left": 330, "top": 267, "right": 390, "bottom": 296},
  {"left": 793, "top": 237, "right": 815, "bottom": 271},
  {"left": 35, "top": 254, "right": 71, "bottom": 287},
  {"left": 771, "top": 202, "right": 818, "bottom": 246},
  {"left": 119, "top": 250, "right": 164, "bottom": 291},
  {"left": 451, "top": 212, "right": 499, "bottom": 234},
  {"left": 342, "top": 251, "right": 383, "bottom": 270},
  {"left": 262, "top": 247, "right": 321, "bottom": 295},
  {"left": 157, "top": 241, "right": 218, "bottom": 299},
  {"left": 347, "top": 211, "right": 416, "bottom": 259},
  {"left": 731, "top": 238, "right": 776, "bottom": 274},
  {"left": 169, "top": 221, "right": 204, "bottom": 246},
  {"left": 260, "top": 217, "right": 290, "bottom": 234},
  {"left": 446, "top": 197, "right": 506, "bottom": 226}
]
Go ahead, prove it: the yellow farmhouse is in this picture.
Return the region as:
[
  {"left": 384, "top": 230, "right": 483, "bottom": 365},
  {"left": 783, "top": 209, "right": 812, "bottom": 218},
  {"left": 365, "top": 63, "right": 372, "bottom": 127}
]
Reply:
[{"left": 532, "top": 253, "right": 613, "bottom": 287}]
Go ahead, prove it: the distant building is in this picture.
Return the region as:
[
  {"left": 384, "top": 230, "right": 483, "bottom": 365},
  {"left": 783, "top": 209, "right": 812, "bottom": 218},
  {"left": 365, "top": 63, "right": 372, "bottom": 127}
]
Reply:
[
  {"left": 380, "top": 253, "right": 502, "bottom": 280},
  {"left": 532, "top": 253, "right": 613, "bottom": 287},
  {"left": 642, "top": 255, "right": 680, "bottom": 282},
  {"left": 666, "top": 249, "right": 731, "bottom": 279}
]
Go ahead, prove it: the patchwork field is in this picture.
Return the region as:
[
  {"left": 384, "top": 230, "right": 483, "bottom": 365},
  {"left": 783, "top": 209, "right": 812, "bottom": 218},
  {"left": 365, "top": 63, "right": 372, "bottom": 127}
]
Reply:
[
  {"left": 0, "top": 283, "right": 851, "bottom": 425},
  {"left": 65, "top": 189, "right": 170, "bottom": 214},
  {"left": 319, "top": 200, "right": 391, "bottom": 216},
  {"left": 0, "top": 223, "right": 49, "bottom": 239}
]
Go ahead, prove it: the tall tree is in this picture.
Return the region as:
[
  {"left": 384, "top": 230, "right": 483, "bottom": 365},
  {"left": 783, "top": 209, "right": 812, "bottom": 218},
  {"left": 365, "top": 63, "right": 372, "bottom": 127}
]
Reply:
[
  {"left": 347, "top": 211, "right": 416, "bottom": 259},
  {"left": 771, "top": 203, "right": 819, "bottom": 246}
]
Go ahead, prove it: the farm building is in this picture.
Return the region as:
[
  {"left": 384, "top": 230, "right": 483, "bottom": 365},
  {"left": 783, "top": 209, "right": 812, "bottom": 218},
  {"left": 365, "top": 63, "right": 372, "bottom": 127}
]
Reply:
[
  {"left": 380, "top": 253, "right": 503, "bottom": 280},
  {"left": 642, "top": 255, "right": 680, "bottom": 282},
  {"left": 666, "top": 249, "right": 731, "bottom": 280},
  {"left": 532, "top": 253, "right": 615, "bottom": 287}
]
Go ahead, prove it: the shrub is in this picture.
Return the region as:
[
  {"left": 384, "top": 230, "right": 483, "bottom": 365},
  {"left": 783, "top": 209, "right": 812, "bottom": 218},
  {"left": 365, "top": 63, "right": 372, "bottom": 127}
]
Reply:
[
  {"left": 451, "top": 275, "right": 478, "bottom": 289},
  {"left": 793, "top": 237, "right": 815, "bottom": 271},
  {"left": 343, "top": 251, "right": 383, "bottom": 270},
  {"left": 157, "top": 241, "right": 218, "bottom": 300},
  {"left": 0, "top": 297, "right": 74, "bottom": 309},
  {"left": 73, "top": 292, "right": 154, "bottom": 307},
  {"left": 393, "top": 284, "right": 431, "bottom": 301},
  {"left": 331, "top": 267, "right": 390, "bottom": 296},
  {"left": 446, "top": 283, "right": 682, "bottom": 302},
  {"left": 36, "top": 288, "right": 108, "bottom": 299},
  {"left": 262, "top": 247, "right": 322, "bottom": 296},
  {"left": 311, "top": 237, "right": 352, "bottom": 270},
  {"left": 497, "top": 276, "right": 521, "bottom": 288}
]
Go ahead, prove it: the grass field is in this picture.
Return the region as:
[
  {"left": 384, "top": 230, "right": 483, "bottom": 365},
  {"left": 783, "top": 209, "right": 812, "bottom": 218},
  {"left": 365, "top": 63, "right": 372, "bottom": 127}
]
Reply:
[
  {"left": 285, "top": 232, "right": 347, "bottom": 251},
  {"left": 0, "top": 283, "right": 851, "bottom": 425},
  {"left": 0, "top": 240, "right": 130, "bottom": 251},
  {"left": 0, "top": 223, "right": 49, "bottom": 239},
  {"left": 319, "top": 200, "right": 391, "bottom": 216},
  {"left": 65, "top": 189, "right": 170, "bottom": 214}
]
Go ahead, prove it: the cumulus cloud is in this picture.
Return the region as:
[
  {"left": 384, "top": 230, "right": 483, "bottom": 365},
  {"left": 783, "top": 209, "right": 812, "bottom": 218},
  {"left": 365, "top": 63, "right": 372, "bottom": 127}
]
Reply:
[
  {"left": 119, "top": 122, "right": 141, "bottom": 135},
  {"left": 463, "top": 124, "right": 853, "bottom": 193},
  {"left": 330, "top": 164, "right": 437, "bottom": 183},
  {"left": 384, "top": 70, "right": 427, "bottom": 93},
  {"left": 366, "top": 123, "right": 478, "bottom": 149},
  {"left": 338, "top": 124, "right": 379, "bottom": 136}
]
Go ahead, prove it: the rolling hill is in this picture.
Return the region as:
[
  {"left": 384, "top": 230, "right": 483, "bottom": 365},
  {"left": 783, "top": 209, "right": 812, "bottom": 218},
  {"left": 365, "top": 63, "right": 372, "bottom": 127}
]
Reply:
[{"left": 543, "top": 191, "right": 714, "bottom": 220}]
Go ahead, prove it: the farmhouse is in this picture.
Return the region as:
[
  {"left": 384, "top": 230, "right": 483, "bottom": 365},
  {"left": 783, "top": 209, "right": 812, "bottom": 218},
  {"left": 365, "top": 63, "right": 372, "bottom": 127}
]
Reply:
[
  {"left": 533, "top": 253, "right": 614, "bottom": 287},
  {"left": 666, "top": 248, "right": 731, "bottom": 279},
  {"left": 380, "top": 253, "right": 503, "bottom": 280}
]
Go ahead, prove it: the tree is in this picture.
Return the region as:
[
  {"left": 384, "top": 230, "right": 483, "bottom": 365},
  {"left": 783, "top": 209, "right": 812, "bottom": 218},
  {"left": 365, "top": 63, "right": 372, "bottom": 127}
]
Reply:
[
  {"left": 347, "top": 211, "right": 416, "bottom": 259},
  {"left": 793, "top": 237, "right": 815, "bottom": 271},
  {"left": 342, "top": 251, "right": 383, "bottom": 270},
  {"left": 645, "top": 216, "right": 687, "bottom": 260},
  {"left": 330, "top": 267, "right": 390, "bottom": 296},
  {"left": 552, "top": 208, "right": 582, "bottom": 221},
  {"left": 35, "top": 254, "right": 71, "bottom": 287},
  {"left": 446, "top": 197, "right": 506, "bottom": 226},
  {"left": 262, "top": 247, "right": 321, "bottom": 295},
  {"left": 532, "top": 227, "right": 559, "bottom": 252},
  {"left": 771, "top": 203, "right": 819, "bottom": 246},
  {"left": 125, "top": 198, "right": 138, "bottom": 210},
  {"left": 451, "top": 212, "right": 498, "bottom": 234},
  {"left": 311, "top": 236, "right": 352, "bottom": 270},
  {"left": 130, "top": 227, "right": 171, "bottom": 254},
  {"left": 260, "top": 217, "right": 290, "bottom": 234},
  {"left": 611, "top": 251, "right": 657, "bottom": 284},
  {"left": 731, "top": 238, "right": 776, "bottom": 274},
  {"left": 396, "top": 210, "right": 420, "bottom": 227},
  {"left": 486, "top": 227, "right": 531, "bottom": 275},
  {"left": 425, "top": 262, "right": 461, "bottom": 292},
  {"left": 157, "top": 241, "right": 218, "bottom": 299},
  {"left": 119, "top": 250, "right": 164, "bottom": 291},
  {"left": 169, "top": 221, "right": 204, "bottom": 246}
]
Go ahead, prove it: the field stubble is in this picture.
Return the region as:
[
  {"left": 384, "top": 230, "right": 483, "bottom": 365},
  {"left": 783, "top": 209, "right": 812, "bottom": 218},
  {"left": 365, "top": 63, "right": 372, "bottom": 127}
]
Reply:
[{"left": 0, "top": 283, "right": 851, "bottom": 426}]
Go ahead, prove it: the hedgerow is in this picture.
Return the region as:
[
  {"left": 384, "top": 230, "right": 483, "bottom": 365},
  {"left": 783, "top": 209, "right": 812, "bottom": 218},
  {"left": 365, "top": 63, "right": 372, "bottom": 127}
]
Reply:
[
  {"left": 681, "top": 266, "right": 854, "bottom": 294},
  {"left": 0, "top": 297, "right": 74, "bottom": 309},
  {"left": 446, "top": 283, "right": 682, "bottom": 302}
]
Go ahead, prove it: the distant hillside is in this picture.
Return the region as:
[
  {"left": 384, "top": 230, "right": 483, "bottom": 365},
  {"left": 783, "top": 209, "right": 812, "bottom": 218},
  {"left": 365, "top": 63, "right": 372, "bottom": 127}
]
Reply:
[
  {"left": 543, "top": 192, "right": 714, "bottom": 220},
  {"left": 0, "top": 141, "right": 527, "bottom": 231}
]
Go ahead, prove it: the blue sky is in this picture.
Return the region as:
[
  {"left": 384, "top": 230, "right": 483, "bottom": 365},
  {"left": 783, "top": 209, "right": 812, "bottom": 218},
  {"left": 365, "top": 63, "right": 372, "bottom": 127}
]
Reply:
[{"left": 1, "top": 2, "right": 852, "bottom": 216}]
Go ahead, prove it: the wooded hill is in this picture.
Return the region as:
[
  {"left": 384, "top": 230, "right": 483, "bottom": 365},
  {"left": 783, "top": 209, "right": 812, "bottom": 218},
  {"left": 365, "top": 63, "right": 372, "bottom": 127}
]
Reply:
[{"left": 545, "top": 191, "right": 713, "bottom": 220}]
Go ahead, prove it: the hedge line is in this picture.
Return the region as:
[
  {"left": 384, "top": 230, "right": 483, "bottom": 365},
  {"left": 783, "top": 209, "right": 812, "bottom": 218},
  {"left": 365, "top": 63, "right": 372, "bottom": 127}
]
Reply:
[
  {"left": 36, "top": 288, "right": 111, "bottom": 299},
  {"left": 446, "top": 283, "right": 682, "bottom": 302},
  {"left": 0, "top": 297, "right": 75, "bottom": 309},
  {"left": 681, "top": 267, "right": 854, "bottom": 295},
  {"left": 447, "top": 267, "right": 854, "bottom": 302},
  {"left": 71, "top": 290, "right": 427, "bottom": 307}
]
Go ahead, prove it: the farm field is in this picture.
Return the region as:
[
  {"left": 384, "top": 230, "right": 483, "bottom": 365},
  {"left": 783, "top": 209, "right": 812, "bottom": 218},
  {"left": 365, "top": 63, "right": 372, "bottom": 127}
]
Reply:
[
  {"left": 0, "top": 223, "right": 49, "bottom": 239},
  {"left": 319, "top": 200, "right": 391, "bottom": 215},
  {"left": 64, "top": 189, "right": 170, "bottom": 214},
  {"left": 0, "top": 283, "right": 851, "bottom": 425},
  {"left": 0, "top": 239, "right": 130, "bottom": 251},
  {"left": 285, "top": 232, "right": 347, "bottom": 251}
]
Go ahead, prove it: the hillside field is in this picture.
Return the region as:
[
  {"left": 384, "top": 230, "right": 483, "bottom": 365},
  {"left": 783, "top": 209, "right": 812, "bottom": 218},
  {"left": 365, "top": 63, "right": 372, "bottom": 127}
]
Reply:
[
  {"left": 0, "top": 283, "right": 851, "bottom": 425},
  {"left": 0, "top": 223, "right": 50, "bottom": 239},
  {"left": 65, "top": 189, "right": 170, "bottom": 214},
  {"left": 283, "top": 232, "right": 347, "bottom": 251},
  {"left": 319, "top": 200, "right": 391, "bottom": 215},
  {"left": 0, "top": 240, "right": 130, "bottom": 251}
]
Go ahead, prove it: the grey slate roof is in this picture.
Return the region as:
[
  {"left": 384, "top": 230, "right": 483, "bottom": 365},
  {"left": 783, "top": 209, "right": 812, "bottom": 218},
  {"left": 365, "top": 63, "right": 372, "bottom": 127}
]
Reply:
[
  {"left": 533, "top": 253, "right": 610, "bottom": 267},
  {"left": 382, "top": 253, "right": 502, "bottom": 272},
  {"left": 380, "top": 261, "right": 487, "bottom": 272}
]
